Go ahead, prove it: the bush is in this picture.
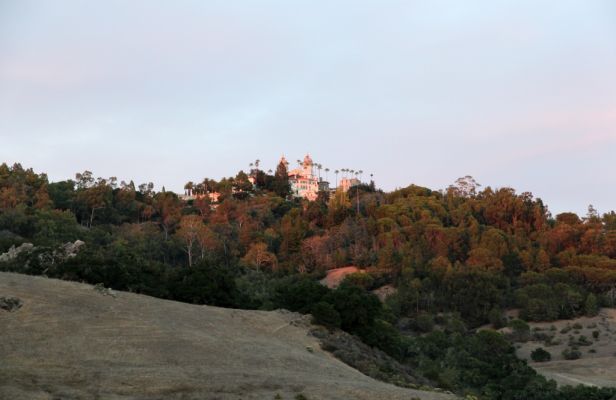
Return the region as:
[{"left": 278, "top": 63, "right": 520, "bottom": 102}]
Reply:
[
  {"left": 342, "top": 272, "right": 374, "bottom": 289},
  {"left": 592, "top": 330, "right": 600, "bottom": 339},
  {"left": 531, "top": 347, "right": 552, "bottom": 362},
  {"left": 325, "top": 283, "right": 382, "bottom": 333},
  {"left": 488, "top": 307, "right": 506, "bottom": 329},
  {"left": 508, "top": 319, "right": 531, "bottom": 342},
  {"left": 413, "top": 313, "right": 435, "bottom": 333},
  {"left": 311, "top": 301, "right": 341, "bottom": 329},
  {"left": 444, "top": 315, "right": 467, "bottom": 335},
  {"left": 532, "top": 331, "right": 553, "bottom": 342},
  {"left": 169, "top": 261, "right": 238, "bottom": 307},
  {"left": 584, "top": 293, "right": 599, "bottom": 317},
  {"left": 578, "top": 335, "right": 592, "bottom": 346},
  {"left": 569, "top": 335, "right": 592, "bottom": 347},
  {"left": 562, "top": 347, "right": 582, "bottom": 360},
  {"left": 274, "top": 277, "right": 329, "bottom": 313}
]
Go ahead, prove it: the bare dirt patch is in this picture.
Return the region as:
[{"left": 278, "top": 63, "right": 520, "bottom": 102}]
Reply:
[{"left": 319, "top": 266, "right": 364, "bottom": 289}]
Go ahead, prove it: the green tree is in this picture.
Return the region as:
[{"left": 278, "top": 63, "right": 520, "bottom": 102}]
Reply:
[
  {"left": 311, "top": 301, "right": 341, "bottom": 328},
  {"left": 531, "top": 347, "right": 551, "bottom": 362},
  {"left": 273, "top": 160, "right": 290, "bottom": 198},
  {"left": 584, "top": 293, "right": 599, "bottom": 317}
]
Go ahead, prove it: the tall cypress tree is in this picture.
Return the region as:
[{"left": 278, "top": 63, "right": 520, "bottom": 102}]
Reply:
[{"left": 273, "top": 161, "right": 290, "bottom": 198}]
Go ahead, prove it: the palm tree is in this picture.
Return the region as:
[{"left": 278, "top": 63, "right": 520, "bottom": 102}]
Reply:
[
  {"left": 359, "top": 170, "right": 363, "bottom": 182},
  {"left": 184, "top": 181, "right": 194, "bottom": 196},
  {"left": 255, "top": 159, "right": 260, "bottom": 169},
  {"left": 268, "top": 169, "right": 273, "bottom": 175},
  {"left": 317, "top": 163, "right": 322, "bottom": 180},
  {"left": 325, "top": 168, "right": 330, "bottom": 182},
  {"left": 335, "top": 170, "right": 339, "bottom": 187}
]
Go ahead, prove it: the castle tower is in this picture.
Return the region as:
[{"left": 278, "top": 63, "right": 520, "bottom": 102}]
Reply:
[{"left": 302, "top": 154, "right": 313, "bottom": 177}]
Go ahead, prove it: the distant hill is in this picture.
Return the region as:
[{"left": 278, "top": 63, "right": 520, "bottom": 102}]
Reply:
[{"left": 0, "top": 272, "right": 453, "bottom": 400}]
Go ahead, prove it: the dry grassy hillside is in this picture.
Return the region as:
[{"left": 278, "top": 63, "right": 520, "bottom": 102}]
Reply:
[
  {"left": 0, "top": 272, "right": 453, "bottom": 400},
  {"left": 513, "top": 311, "right": 616, "bottom": 388}
]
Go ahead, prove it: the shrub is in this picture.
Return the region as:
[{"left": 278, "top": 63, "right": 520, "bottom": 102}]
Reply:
[
  {"left": 342, "top": 272, "right": 374, "bottom": 289},
  {"left": 169, "top": 261, "right": 238, "bottom": 307},
  {"left": 508, "top": 319, "right": 531, "bottom": 342},
  {"left": 572, "top": 322, "right": 583, "bottom": 330},
  {"left": 532, "top": 331, "right": 552, "bottom": 342},
  {"left": 444, "top": 315, "right": 467, "bottom": 335},
  {"left": 325, "top": 283, "right": 382, "bottom": 333},
  {"left": 531, "top": 347, "right": 552, "bottom": 362},
  {"left": 562, "top": 347, "right": 582, "bottom": 360},
  {"left": 578, "top": 335, "right": 592, "bottom": 346},
  {"left": 560, "top": 325, "right": 572, "bottom": 334},
  {"left": 274, "top": 277, "right": 329, "bottom": 313},
  {"left": 488, "top": 307, "right": 506, "bottom": 329},
  {"left": 584, "top": 293, "right": 599, "bottom": 317},
  {"left": 311, "top": 301, "right": 341, "bottom": 329},
  {"left": 570, "top": 335, "right": 592, "bottom": 347},
  {"left": 592, "top": 330, "right": 600, "bottom": 339},
  {"left": 413, "top": 313, "right": 435, "bottom": 333}
]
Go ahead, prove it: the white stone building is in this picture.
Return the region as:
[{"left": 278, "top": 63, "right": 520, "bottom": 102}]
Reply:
[{"left": 283, "top": 154, "right": 329, "bottom": 201}]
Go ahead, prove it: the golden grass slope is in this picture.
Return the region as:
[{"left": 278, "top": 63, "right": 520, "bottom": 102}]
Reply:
[{"left": 0, "top": 272, "right": 453, "bottom": 400}]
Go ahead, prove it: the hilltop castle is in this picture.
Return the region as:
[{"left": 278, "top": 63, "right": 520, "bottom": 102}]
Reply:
[
  {"left": 280, "top": 154, "right": 360, "bottom": 201},
  {"left": 180, "top": 153, "right": 363, "bottom": 203}
]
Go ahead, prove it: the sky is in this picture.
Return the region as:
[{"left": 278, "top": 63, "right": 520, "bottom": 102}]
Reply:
[{"left": 1, "top": 0, "right": 615, "bottom": 216}]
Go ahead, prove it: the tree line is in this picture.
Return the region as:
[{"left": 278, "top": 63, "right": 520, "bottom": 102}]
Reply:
[{"left": 1, "top": 161, "right": 616, "bottom": 399}]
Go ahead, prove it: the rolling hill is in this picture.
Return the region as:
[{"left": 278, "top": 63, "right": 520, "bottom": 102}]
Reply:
[{"left": 0, "top": 272, "right": 453, "bottom": 400}]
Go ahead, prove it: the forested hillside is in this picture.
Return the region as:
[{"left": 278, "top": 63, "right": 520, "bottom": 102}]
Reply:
[{"left": 2, "top": 161, "right": 616, "bottom": 399}]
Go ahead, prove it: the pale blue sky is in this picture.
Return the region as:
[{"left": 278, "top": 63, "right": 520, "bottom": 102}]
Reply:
[{"left": 1, "top": 1, "right": 615, "bottom": 215}]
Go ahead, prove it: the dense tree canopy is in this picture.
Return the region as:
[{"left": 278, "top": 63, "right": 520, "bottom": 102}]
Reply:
[{"left": 1, "top": 161, "right": 615, "bottom": 399}]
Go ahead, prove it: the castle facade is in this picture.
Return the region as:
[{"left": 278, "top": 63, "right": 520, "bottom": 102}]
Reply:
[{"left": 282, "top": 154, "right": 322, "bottom": 201}]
